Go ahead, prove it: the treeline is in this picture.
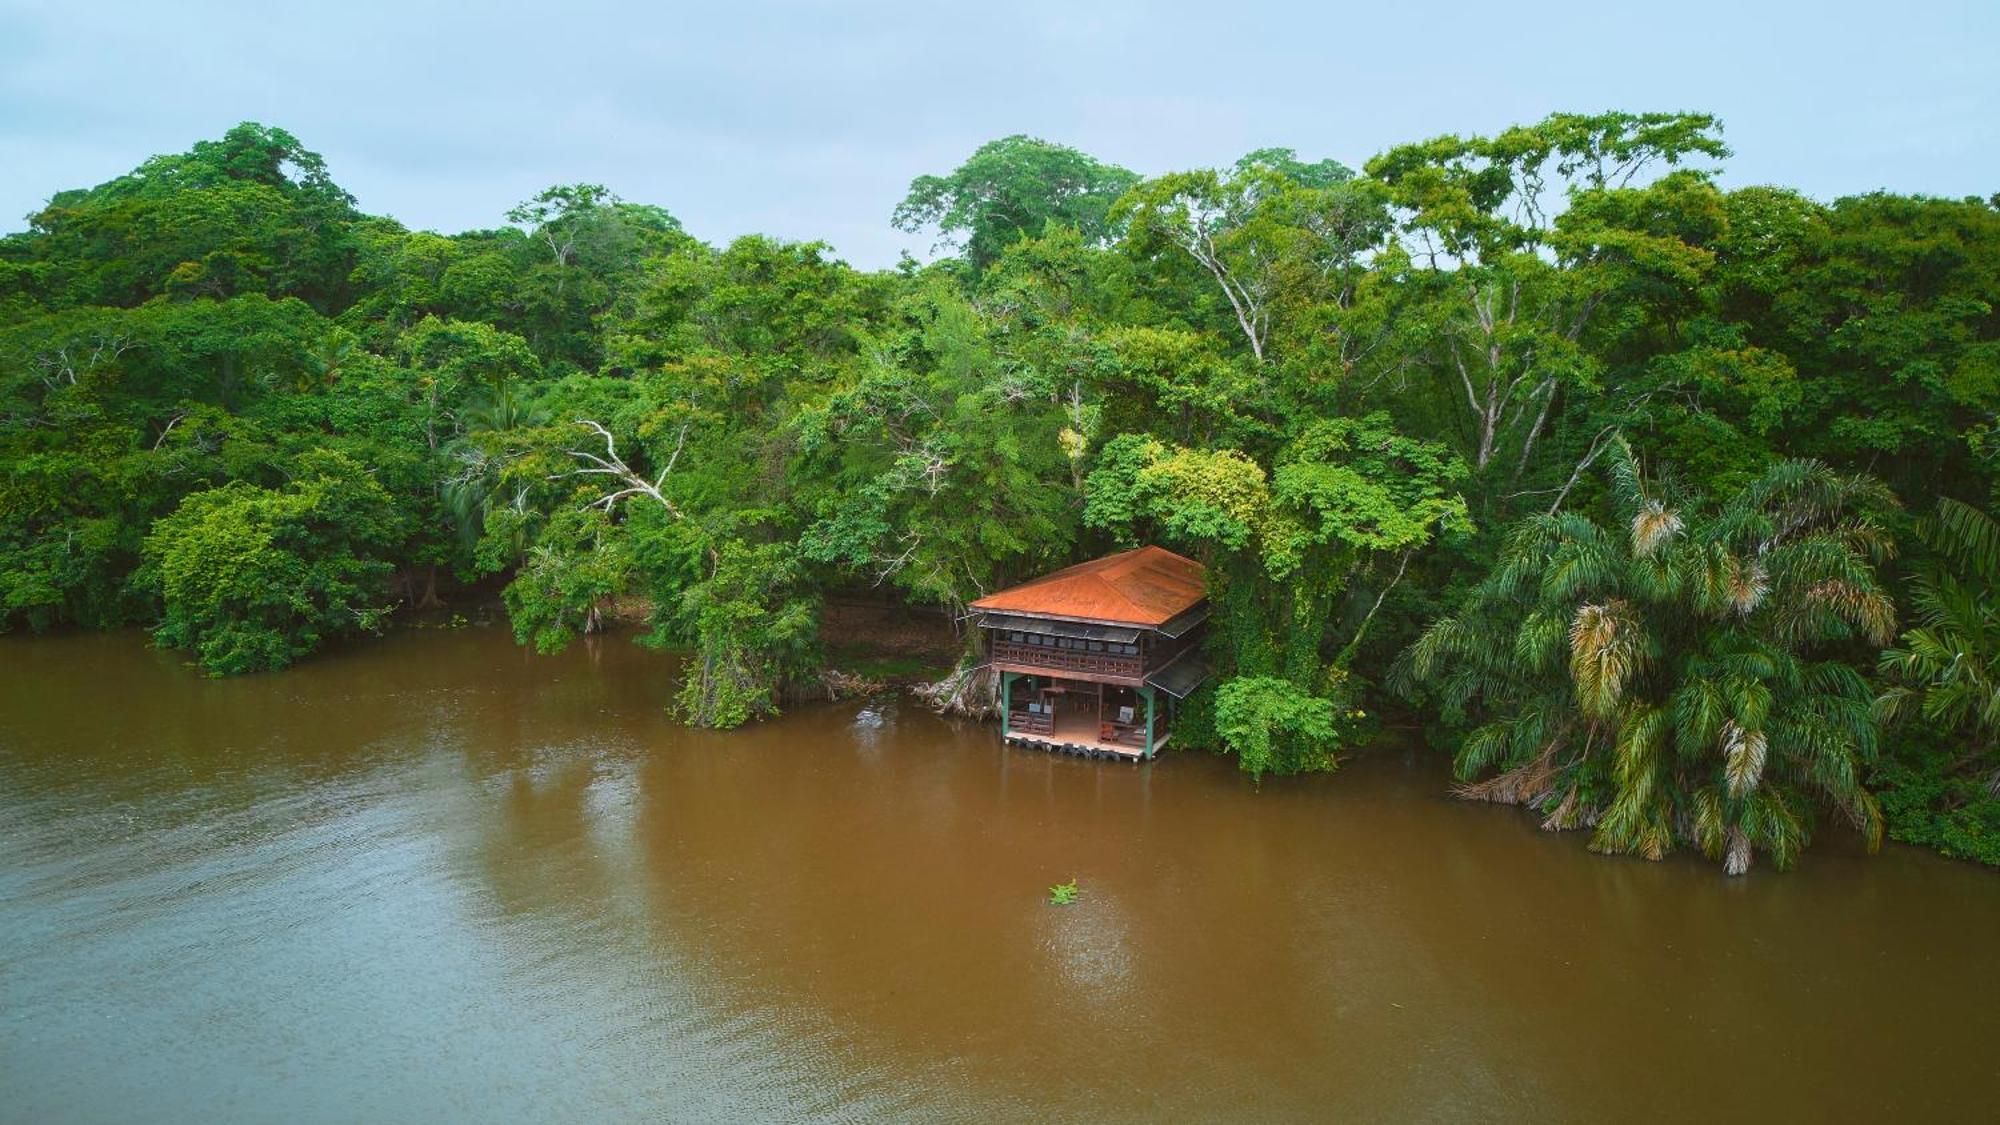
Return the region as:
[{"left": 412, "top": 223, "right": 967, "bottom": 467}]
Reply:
[{"left": 3, "top": 118, "right": 1996, "bottom": 872}]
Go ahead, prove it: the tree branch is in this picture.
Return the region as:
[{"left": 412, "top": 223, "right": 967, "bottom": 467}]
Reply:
[{"left": 558, "top": 419, "right": 689, "bottom": 520}]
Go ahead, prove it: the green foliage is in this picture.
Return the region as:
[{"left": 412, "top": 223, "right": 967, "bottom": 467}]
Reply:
[
  {"left": 1113, "top": 151, "right": 1386, "bottom": 369},
  {"left": 795, "top": 277, "right": 1073, "bottom": 608},
  {"left": 893, "top": 135, "right": 1140, "bottom": 271},
  {"left": 1047, "top": 877, "right": 1081, "bottom": 906},
  {"left": 136, "top": 450, "right": 399, "bottom": 673},
  {"left": 501, "top": 507, "right": 634, "bottom": 654},
  {"left": 1877, "top": 500, "right": 2000, "bottom": 750},
  {"left": 3, "top": 115, "right": 1997, "bottom": 873},
  {"left": 1365, "top": 111, "right": 1729, "bottom": 260},
  {"left": 666, "top": 541, "right": 822, "bottom": 729},
  {"left": 1085, "top": 415, "right": 1468, "bottom": 573},
  {"left": 1873, "top": 747, "right": 2000, "bottom": 866},
  {"left": 1214, "top": 676, "right": 1345, "bottom": 780},
  {"left": 1086, "top": 417, "right": 1465, "bottom": 775},
  {"left": 9, "top": 123, "right": 358, "bottom": 312},
  {"left": 1085, "top": 434, "right": 1270, "bottom": 552},
  {"left": 1873, "top": 499, "right": 2000, "bottom": 861},
  {"left": 1399, "top": 447, "right": 1897, "bottom": 873}
]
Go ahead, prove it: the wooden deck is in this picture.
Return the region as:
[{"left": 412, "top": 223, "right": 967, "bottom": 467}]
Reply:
[{"left": 1004, "top": 710, "right": 1163, "bottom": 760}]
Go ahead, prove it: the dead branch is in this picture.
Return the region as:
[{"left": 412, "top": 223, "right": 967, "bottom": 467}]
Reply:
[{"left": 557, "top": 419, "right": 688, "bottom": 518}]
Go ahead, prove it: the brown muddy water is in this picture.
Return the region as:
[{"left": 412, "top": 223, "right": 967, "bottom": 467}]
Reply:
[{"left": 2, "top": 627, "right": 1996, "bottom": 1123}]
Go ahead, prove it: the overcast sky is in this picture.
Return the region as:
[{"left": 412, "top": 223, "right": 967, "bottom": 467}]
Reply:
[{"left": 2, "top": 0, "right": 1995, "bottom": 270}]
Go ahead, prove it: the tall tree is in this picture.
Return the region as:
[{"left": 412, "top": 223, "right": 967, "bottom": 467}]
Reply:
[
  {"left": 1364, "top": 113, "right": 1729, "bottom": 487},
  {"left": 893, "top": 136, "right": 1140, "bottom": 272},
  {"left": 1114, "top": 149, "right": 1385, "bottom": 368}
]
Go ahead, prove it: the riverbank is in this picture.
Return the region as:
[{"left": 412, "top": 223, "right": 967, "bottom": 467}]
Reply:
[{"left": 398, "top": 590, "right": 962, "bottom": 699}]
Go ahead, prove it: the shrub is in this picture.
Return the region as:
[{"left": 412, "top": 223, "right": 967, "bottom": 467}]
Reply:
[
  {"left": 1214, "top": 675, "right": 1341, "bottom": 780},
  {"left": 137, "top": 450, "right": 398, "bottom": 673}
]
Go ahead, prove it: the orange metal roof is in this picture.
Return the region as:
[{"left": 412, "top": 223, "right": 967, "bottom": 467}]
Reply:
[{"left": 969, "top": 546, "right": 1207, "bottom": 627}]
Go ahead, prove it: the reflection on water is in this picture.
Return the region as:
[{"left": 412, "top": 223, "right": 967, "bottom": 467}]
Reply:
[{"left": 2, "top": 627, "right": 1997, "bottom": 1122}]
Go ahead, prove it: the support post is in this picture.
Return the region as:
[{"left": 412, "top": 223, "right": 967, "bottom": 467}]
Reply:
[
  {"left": 1143, "top": 687, "right": 1156, "bottom": 759},
  {"left": 1001, "top": 672, "right": 1014, "bottom": 739}
]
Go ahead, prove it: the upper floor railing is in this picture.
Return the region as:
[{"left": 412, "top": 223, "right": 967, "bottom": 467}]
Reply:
[{"left": 989, "top": 639, "right": 1146, "bottom": 679}]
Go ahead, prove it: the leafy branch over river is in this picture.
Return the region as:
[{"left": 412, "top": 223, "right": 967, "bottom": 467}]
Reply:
[{"left": 4, "top": 118, "right": 1998, "bottom": 871}]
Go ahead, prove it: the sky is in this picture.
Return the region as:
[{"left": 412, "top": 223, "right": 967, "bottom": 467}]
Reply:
[{"left": 2, "top": 0, "right": 1995, "bottom": 270}]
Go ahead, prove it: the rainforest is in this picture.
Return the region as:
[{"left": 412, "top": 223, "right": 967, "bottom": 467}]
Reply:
[{"left": 4, "top": 114, "right": 1998, "bottom": 875}]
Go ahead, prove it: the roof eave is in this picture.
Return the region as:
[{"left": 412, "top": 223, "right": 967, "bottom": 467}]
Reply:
[{"left": 970, "top": 607, "right": 1191, "bottom": 631}]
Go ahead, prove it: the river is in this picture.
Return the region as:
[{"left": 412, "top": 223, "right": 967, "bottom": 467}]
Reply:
[{"left": 2, "top": 627, "right": 1996, "bottom": 1122}]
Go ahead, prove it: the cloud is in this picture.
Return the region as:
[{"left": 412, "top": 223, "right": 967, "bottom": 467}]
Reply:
[{"left": 2, "top": 0, "right": 1995, "bottom": 268}]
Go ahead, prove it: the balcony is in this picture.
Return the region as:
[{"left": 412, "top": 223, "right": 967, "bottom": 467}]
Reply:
[{"left": 989, "top": 639, "right": 1145, "bottom": 680}]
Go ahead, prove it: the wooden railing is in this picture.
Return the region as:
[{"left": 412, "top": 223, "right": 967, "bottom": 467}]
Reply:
[
  {"left": 990, "top": 640, "right": 1145, "bottom": 679},
  {"left": 1007, "top": 709, "right": 1054, "bottom": 735},
  {"left": 1099, "top": 718, "right": 1149, "bottom": 748}
]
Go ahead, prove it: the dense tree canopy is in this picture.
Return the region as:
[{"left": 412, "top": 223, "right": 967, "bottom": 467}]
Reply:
[{"left": 4, "top": 116, "right": 1997, "bottom": 872}]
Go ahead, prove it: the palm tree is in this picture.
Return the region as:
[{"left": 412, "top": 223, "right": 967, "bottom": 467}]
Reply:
[
  {"left": 1877, "top": 498, "right": 2000, "bottom": 792},
  {"left": 442, "top": 380, "right": 549, "bottom": 554},
  {"left": 1398, "top": 441, "right": 1897, "bottom": 874}
]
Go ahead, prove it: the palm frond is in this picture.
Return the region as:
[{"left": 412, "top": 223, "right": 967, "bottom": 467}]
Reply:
[
  {"left": 1569, "top": 600, "right": 1644, "bottom": 718},
  {"left": 1514, "top": 610, "right": 1567, "bottom": 677},
  {"left": 1722, "top": 721, "right": 1768, "bottom": 798},
  {"left": 1594, "top": 703, "right": 1674, "bottom": 861},
  {"left": 1456, "top": 733, "right": 1566, "bottom": 806},
  {"left": 1671, "top": 677, "right": 1728, "bottom": 762},
  {"left": 1923, "top": 498, "right": 2000, "bottom": 584},
  {"left": 1453, "top": 721, "right": 1516, "bottom": 781},
  {"left": 1800, "top": 578, "right": 1898, "bottom": 647},
  {"left": 1872, "top": 681, "right": 1918, "bottom": 725},
  {"left": 1631, "top": 499, "right": 1683, "bottom": 558},
  {"left": 1732, "top": 675, "right": 1773, "bottom": 733},
  {"left": 1724, "top": 826, "right": 1754, "bottom": 875},
  {"left": 1722, "top": 554, "right": 1768, "bottom": 616},
  {"left": 1605, "top": 434, "right": 1645, "bottom": 514},
  {"left": 1689, "top": 786, "right": 1725, "bottom": 856}
]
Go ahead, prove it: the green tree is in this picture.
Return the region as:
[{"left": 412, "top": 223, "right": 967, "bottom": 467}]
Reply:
[
  {"left": 1400, "top": 444, "right": 1896, "bottom": 873},
  {"left": 1114, "top": 150, "right": 1385, "bottom": 368},
  {"left": 1214, "top": 675, "right": 1344, "bottom": 780},
  {"left": 798, "top": 279, "right": 1074, "bottom": 609},
  {"left": 894, "top": 136, "right": 1140, "bottom": 272},
  {"left": 136, "top": 450, "right": 400, "bottom": 673},
  {"left": 1362, "top": 114, "right": 1728, "bottom": 492},
  {"left": 1711, "top": 191, "right": 2000, "bottom": 506},
  {"left": 666, "top": 540, "right": 821, "bottom": 728},
  {"left": 6, "top": 123, "right": 359, "bottom": 313},
  {"left": 1874, "top": 499, "right": 2000, "bottom": 862}
]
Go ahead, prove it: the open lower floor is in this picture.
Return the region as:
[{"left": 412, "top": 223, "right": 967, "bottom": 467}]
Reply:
[{"left": 999, "top": 672, "right": 1170, "bottom": 760}]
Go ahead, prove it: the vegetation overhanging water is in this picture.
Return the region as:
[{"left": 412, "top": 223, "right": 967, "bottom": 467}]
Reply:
[{"left": 3, "top": 113, "right": 1997, "bottom": 883}]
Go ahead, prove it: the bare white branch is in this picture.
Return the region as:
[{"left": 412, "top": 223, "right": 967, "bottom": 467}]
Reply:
[{"left": 557, "top": 418, "right": 690, "bottom": 519}]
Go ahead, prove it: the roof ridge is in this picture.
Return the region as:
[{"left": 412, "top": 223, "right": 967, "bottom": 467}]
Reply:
[{"left": 1085, "top": 569, "right": 1147, "bottom": 618}]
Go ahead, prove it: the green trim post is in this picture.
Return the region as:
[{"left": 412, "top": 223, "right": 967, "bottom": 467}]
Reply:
[
  {"left": 1143, "top": 686, "right": 1156, "bottom": 759},
  {"left": 1001, "top": 672, "right": 1014, "bottom": 739}
]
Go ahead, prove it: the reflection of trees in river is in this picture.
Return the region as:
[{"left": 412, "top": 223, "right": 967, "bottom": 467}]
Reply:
[
  {"left": 12, "top": 628, "right": 2000, "bottom": 1119},
  {"left": 0, "top": 627, "right": 668, "bottom": 842},
  {"left": 0, "top": 629, "right": 475, "bottom": 890},
  {"left": 613, "top": 700, "right": 1415, "bottom": 1116},
  {"left": 435, "top": 693, "right": 962, "bottom": 1117}
]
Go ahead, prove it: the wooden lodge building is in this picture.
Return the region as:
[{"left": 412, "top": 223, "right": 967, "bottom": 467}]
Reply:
[{"left": 969, "top": 546, "right": 1211, "bottom": 760}]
